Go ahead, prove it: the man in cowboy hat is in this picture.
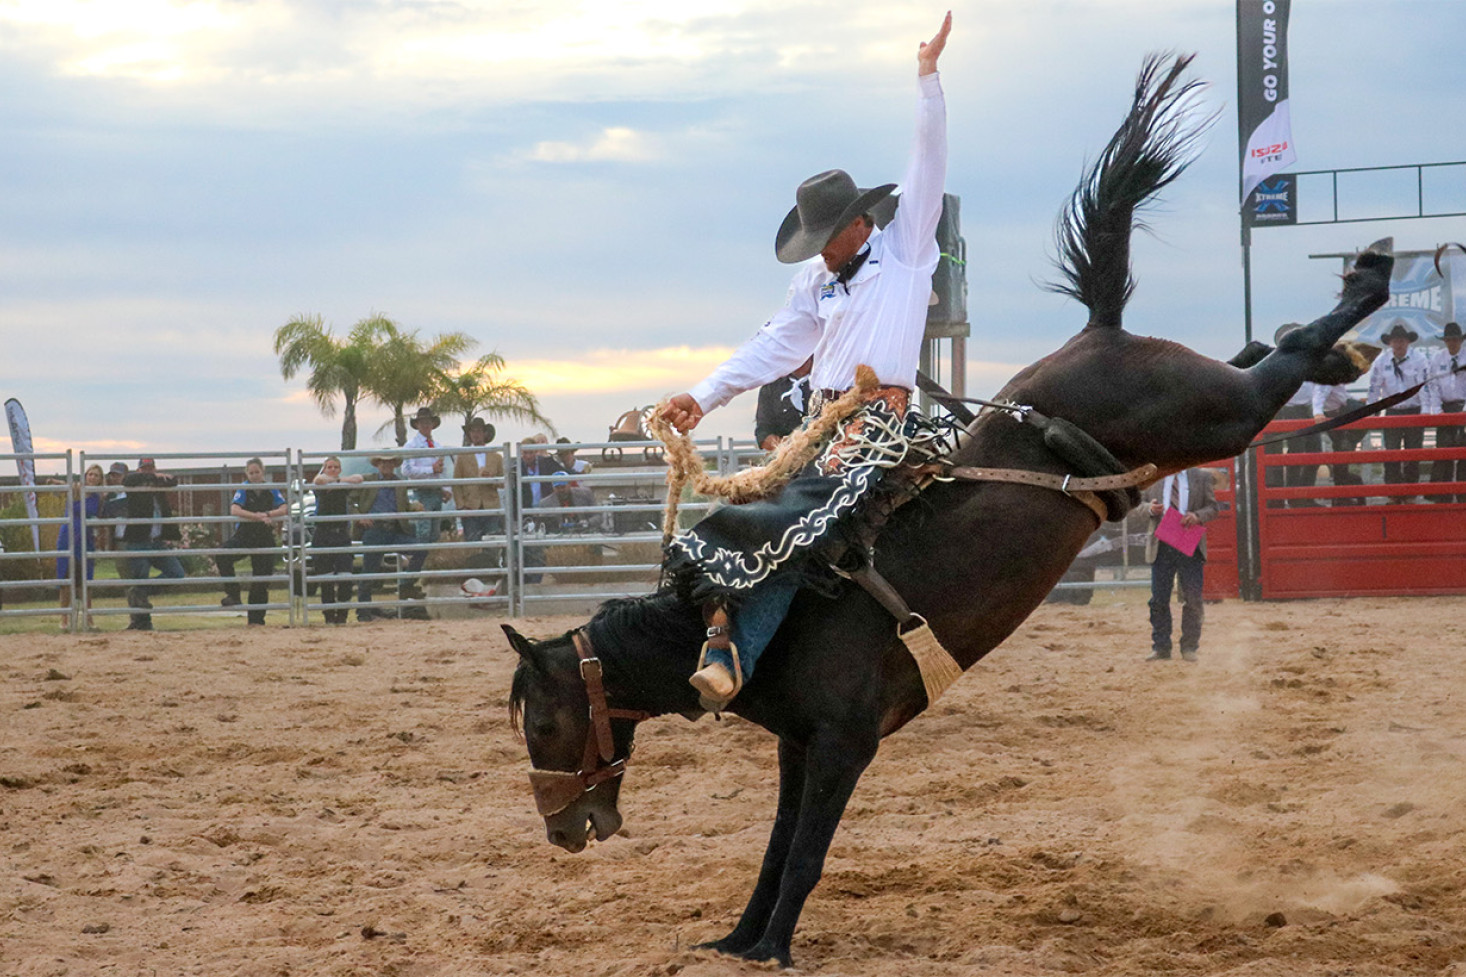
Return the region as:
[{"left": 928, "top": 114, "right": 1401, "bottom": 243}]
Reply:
[
  {"left": 1367, "top": 320, "right": 1432, "bottom": 491},
  {"left": 351, "top": 454, "right": 429, "bottom": 620},
  {"left": 402, "top": 406, "right": 450, "bottom": 543},
  {"left": 453, "top": 417, "right": 504, "bottom": 543},
  {"left": 656, "top": 12, "right": 952, "bottom": 707},
  {"left": 1427, "top": 321, "right": 1466, "bottom": 501}
]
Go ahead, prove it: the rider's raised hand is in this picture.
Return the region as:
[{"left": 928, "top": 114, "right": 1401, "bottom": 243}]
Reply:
[{"left": 918, "top": 11, "right": 951, "bottom": 76}]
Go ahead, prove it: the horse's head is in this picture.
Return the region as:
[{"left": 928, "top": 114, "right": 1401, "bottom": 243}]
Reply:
[{"left": 504, "top": 624, "right": 642, "bottom": 853}]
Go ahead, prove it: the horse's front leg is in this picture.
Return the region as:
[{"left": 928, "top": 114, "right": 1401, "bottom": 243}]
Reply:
[
  {"left": 735, "top": 726, "right": 879, "bottom": 968},
  {"left": 697, "top": 736, "right": 807, "bottom": 956}
]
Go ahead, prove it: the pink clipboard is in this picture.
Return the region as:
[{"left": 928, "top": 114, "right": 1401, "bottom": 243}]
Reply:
[{"left": 1156, "top": 507, "right": 1206, "bottom": 557}]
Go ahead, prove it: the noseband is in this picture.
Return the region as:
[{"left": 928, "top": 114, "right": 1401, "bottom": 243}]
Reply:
[{"left": 526, "top": 630, "right": 652, "bottom": 818}]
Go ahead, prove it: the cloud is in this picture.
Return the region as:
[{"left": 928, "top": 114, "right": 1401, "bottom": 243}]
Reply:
[
  {"left": 507, "top": 346, "right": 737, "bottom": 395},
  {"left": 527, "top": 127, "right": 657, "bottom": 164}
]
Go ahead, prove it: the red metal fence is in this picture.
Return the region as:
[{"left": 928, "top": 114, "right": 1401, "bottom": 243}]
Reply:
[{"left": 1206, "top": 412, "right": 1466, "bottom": 600}]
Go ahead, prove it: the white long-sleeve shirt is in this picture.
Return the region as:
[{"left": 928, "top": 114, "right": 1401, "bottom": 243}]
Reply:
[
  {"left": 402, "top": 430, "right": 446, "bottom": 480},
  {"left": 689, "top": 72, "right": 948, "bottom": 413},
  {"left": 1283, "top": 381, "right": 1315, "bottom": 409},
  {"left": 1427, "top": 345, "right": 1466, "bottom": 408},
  {"left": 1311, "top": 383, "right": 1350, "bottom": 415},
  {"left": 1367, "top": 347, "right": 1432, "bottom": 411}
]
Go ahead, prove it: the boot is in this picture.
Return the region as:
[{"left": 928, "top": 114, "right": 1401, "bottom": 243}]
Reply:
[
  {"left": 690, "top": 601, "right": 742, "bottom": 710},
  {"left": 689, "top": 661, "right": 738, "bottom": 705}
]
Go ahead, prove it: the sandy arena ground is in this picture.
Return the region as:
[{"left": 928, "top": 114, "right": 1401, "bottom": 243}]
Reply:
[{"left": 3, "top": 596, "right": 1466, "bottom": 976}]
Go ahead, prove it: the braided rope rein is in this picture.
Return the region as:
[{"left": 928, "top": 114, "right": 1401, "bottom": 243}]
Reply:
[{"left": 646, "top": 366, "right": 881, "bottom": 543}]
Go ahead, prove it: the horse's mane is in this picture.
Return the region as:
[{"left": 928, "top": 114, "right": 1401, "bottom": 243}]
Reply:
[
  {"left": 1046, "top": 53, "right": 1213, "bottom": 328},
  {"left": 587, "top": 591, "right": 705, "bottom": 684}
]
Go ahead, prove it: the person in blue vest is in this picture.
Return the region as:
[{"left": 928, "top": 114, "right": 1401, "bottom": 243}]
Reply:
[{"left": 216, "top": 457, "right": 288, "bottom": 626}]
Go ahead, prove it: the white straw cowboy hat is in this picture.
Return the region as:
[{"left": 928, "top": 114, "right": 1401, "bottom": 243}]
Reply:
[{"left": 774, "top": 169, "right": 896, "bottom": 264}]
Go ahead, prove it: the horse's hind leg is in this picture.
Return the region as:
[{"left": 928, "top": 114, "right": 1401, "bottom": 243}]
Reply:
[
  {"left": 734, "top": 726, "right": 879, "bottom": 967},
  {"left": 697, "top": 736, "right": 807, "bottom": 956}
]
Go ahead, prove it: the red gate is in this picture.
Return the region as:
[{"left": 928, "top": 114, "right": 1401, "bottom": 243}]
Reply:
[{"left": 1246, "top": 412, "right": 1466, "bottom": 598}]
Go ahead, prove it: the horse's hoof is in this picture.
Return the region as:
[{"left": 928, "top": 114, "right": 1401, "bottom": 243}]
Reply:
[
  {"left": 693, "top": 937, "right": 753, "bottom": 956},
  {"left": 735, "top": 940, "right": 794, "bottom": 968}
]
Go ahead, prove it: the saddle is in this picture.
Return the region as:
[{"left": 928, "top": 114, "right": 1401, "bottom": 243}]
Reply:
[{"left": 826, "top": 403, "right": 1157, "bottom": 705}]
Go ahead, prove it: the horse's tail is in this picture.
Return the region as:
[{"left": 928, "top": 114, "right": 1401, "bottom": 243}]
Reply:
[{"left": 1047, "top": 53, "right": 1213, "bottom": 329}]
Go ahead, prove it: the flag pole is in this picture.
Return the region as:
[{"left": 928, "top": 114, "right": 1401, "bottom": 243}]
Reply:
[{"left": 1237, "top": 0, "right": 1254, "bottom": 345}]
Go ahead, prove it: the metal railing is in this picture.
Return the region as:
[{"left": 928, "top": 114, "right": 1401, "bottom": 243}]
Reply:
[{"left": 0, "top": 440, "right": 737, "bottom": 629}]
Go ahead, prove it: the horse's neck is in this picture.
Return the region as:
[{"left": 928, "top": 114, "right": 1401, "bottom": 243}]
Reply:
[{"left": 587, "top": 603, "right": 706, "bottom": 717}]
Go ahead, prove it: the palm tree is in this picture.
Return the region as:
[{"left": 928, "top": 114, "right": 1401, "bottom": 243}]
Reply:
[
  {"left": 274, "top": 314, "right": 392, "bottom": 450},
  {"left": 363, "top": 322, "right": 478, "bottom": 446},
  {"left": 433, "top": 353, "right": 557, "bottom": 444}
]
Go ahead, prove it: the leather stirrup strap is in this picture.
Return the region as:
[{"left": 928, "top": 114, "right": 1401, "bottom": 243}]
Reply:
[{"left": 848, "top": 565, "right": 920, "bottom": 626}]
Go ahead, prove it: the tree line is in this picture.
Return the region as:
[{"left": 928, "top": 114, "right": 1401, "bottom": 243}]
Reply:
[{"left": 273, "top": 314, "right": 553, "bottom": 449}]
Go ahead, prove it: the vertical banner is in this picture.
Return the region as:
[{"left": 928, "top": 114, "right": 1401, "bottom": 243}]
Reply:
[
  {"left": 4, "top": 397, "right": 41, "bottom": 551},
  {"left": 1238, "top": 0, "right": 1296, "bottom": 202}
]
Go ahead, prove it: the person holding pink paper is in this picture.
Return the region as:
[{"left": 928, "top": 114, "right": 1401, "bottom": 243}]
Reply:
[{"left": 1143, "top": 468, "right": 1220, "bottom": 661}]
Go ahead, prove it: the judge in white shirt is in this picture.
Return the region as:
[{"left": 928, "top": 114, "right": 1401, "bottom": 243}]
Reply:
[
  {"left": 1264, "top": 324, "right": 1322, "bottom": 507},
  {"left": 1427, "top": 321, "right": 1466, "bottom": 501},
  {"left": 1311, "top": 382, "right": 1367, "bottom": 505},
  {"left": 1366, "top": 322, "right": 1432, "bottom": 490}
]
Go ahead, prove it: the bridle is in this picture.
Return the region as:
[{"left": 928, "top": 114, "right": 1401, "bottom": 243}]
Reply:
[{"left": 525, "top": 630, "right": 652, "bottom": 818}]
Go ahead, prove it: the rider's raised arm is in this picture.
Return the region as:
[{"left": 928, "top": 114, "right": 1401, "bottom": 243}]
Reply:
[{"left": 883, "top": 12, "right": 950, "bottom": 269}]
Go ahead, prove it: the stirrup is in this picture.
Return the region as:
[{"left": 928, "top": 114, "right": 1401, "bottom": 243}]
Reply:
[{"left": 691, "top": 640, "right": 743, "bottom": 712}]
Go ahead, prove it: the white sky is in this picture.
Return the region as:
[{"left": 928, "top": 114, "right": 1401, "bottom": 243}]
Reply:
[{"left": 2, "top": 0, "right": 1464, "bottom": 458}]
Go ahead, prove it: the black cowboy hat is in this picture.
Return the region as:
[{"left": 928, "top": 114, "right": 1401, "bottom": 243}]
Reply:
[
  {"left": 463, "top": 417, "right": 496, "bottom": 440},
  {"left": 775, "top": 169, "right": 896, "bottom": 264},
  {"left": 1444, "top": 321, "right": 1463, "bottom": 340},
  {"left": 411, "top": 406, "right": 441, "bottom": 429},
  {"left": 1381, "top": 321, "right": 1418, "bottom": 343}
]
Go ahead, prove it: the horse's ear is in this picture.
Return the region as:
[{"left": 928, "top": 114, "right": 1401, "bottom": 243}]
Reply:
[{"left": 502, "top": 624, "right": 542, "bottom": 668}]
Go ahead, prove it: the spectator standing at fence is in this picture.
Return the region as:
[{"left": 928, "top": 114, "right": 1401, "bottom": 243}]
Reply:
[
  {"left": 1427, "top": 321, "right": 1465, "bottom": 502},
  {"left": 99, "top": 462, "right": 129, "bottom": 551},
  {"left": 121, "top": 457, "right": 185, "bottom": 631},
  {"left": 1367, "top": 321, "right": 1432, "bottom": 494},
  {"left": 352, "top": 455, "right": 429, "bottom": 621},
  {"left": 311, "top": 456, "right": 363, "bottom": 624},
  {"left": 215, "top": 458, "right": 287, "bottom": 626},
  {"left": 1144, "top": 467, "right": 1219, "bottom": 662},
  {"left": 754, "top": 357, "right": 813, "bottom": 451},
  {"left": 403, "top": 406, "right": 450, "bottom": 543},
  {"left": 554, "top": 437, "right": 591, "bottom": 480},
  {"left": 519, "top": 434, "right": 556, "bottom": 511},
  {"left": 51, "top": 464, "right": 104, "bottom": 629},
  {"left": 454, "top": 418, "right": 505, "bottom": 542},
  {"left": 1312, "top": 382, "right": 1367, "bottom": 506}
]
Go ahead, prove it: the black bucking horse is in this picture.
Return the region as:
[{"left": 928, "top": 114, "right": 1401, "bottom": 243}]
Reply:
[{"left": 504, "top": 55, "right": 1392, "bottom": 967}]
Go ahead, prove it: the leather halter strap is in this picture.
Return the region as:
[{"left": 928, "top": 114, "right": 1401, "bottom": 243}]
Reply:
[{"left": 571, "top": 629, "right": 652, "bottom": 771}]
